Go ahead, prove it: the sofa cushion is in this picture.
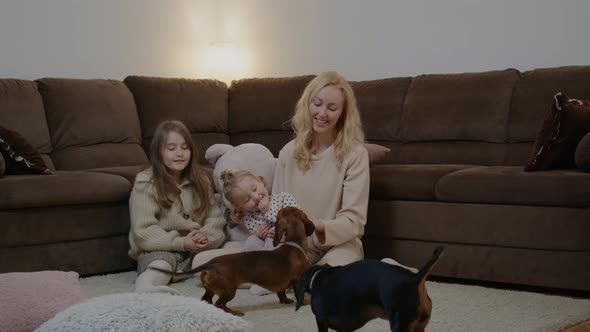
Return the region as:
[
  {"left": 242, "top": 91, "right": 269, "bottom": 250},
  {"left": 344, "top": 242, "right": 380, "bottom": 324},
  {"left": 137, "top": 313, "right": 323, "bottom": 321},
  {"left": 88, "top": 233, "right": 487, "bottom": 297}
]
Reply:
[
  {"left": 0, "top": 126, "right": 52, "bottom": 175},
  {"left": 366, "top": 201, "right": 590, "bottom": 251},
  {"left": 436, "top": 166, "right": 590, "bottom": 207},
  {"left": 576, "top": 132, "right": 590, "bottom": 171},
  {"left": 351, "top": 77, "right": 411, "bottom": 142},
  {"left": 0, "top": 171, "right": 131, "bottom": 209},
  {"left": 401, "top": 69, "right": 519, "bottom": 143},
  {"left": 1, "top": 203, "right": 130, "bottom": 249},
  {"left": 524, "top": 92, "right": 590, "bottom": 171},
  {"left": 124, "top": 76, "right": 229, "bottom": 161},
  {"left": 84, "top": 165, "right": 145, "bottom": 184},
  {"left": 36, "top": 78, "right": 147, "bottom": 170},
  {"left": 510, "top": 65, "right": 590, "bottom": 142},
  {"left": 370, "top": 164, "right": 474, "bottom": 201},
  {"left": 0, "top": 79, "right": 53, "bottom": 164}
]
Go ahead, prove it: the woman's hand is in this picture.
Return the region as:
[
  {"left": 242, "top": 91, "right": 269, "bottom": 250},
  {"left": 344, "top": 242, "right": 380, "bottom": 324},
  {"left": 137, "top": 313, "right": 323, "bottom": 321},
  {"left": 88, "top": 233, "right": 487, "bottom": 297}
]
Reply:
[{"left": 312, "top": 219, "right": 326, "bottom": 244}]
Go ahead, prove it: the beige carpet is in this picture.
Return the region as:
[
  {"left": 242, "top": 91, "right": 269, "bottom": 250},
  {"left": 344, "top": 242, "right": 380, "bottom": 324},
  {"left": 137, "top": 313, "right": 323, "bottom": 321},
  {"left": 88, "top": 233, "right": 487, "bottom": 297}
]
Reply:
[{"left": 80, "top": 271, "right": 590, "bottom": 332}]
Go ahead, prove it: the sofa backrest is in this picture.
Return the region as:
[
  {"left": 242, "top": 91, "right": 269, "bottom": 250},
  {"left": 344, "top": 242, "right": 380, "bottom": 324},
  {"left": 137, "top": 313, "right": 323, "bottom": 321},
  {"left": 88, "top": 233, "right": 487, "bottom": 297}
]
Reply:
[
  {"left": 4, "top": 65, "right": 590, "bottom": 171},
  {"left": 227, "top": 66, "right": 590, "bottom": 167},
  {"left": 36, "top": 78, "right": 147, "bottom": 170},
  {"left": 0, "top": 79, "right": 55, "bottom": 170},
  {"left": 124, "top": 76, "right": 229, "bottom": 164},
  {"left": 228, "top": 75, "right": 314, "bottom": 155},
  {"left": 506, "top": 66, "right": 590, "bottom": 165}
]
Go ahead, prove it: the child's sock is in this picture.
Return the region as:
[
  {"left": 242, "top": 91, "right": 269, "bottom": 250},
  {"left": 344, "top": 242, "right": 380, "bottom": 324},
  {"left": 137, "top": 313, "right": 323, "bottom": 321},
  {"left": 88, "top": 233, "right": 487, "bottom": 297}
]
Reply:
[
  {"left": 135, "top": 260, "right": 179, "bottom": 294},
  {"left": 381, "top": 257, "right": 419, "bottom": 273},
  {"left": 249, "top": 284, "right": 273, "bottom": 296}
]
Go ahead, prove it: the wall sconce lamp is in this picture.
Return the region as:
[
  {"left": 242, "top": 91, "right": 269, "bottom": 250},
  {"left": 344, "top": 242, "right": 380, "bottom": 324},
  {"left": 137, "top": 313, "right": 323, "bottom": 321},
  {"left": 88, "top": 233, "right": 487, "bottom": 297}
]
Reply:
[{"left": 205, "top": 42, "right": 247, "bottom": 86}]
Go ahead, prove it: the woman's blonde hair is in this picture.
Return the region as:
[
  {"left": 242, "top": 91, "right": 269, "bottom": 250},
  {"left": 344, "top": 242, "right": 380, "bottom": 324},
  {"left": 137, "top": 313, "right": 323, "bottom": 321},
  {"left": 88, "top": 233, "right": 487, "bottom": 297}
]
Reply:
[
  {"left": 291, "top": 71, "right": 365, "bottom": 171},
  {"left": 220, "top": 169, "right": 269, "bottom": 224},
  {"left": 149, "top": 120, "right": 212, "bottom": 220}
]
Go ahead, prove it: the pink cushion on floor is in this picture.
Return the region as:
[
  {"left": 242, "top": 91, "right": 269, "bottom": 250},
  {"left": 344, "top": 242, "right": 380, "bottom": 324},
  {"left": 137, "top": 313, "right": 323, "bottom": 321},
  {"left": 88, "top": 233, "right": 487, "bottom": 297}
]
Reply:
[{"left": 0, "top": 271, "right": 87, "bottom": 332}]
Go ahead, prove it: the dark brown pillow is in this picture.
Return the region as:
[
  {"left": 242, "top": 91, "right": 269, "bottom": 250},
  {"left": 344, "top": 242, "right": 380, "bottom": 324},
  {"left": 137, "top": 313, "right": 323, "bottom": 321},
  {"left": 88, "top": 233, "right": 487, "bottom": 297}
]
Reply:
[
  {"left": 524, "top": 92, "right": 590, "bottom": 171},
  {"left": 0, "top": 126, "right": 52, "bottom": 175},
  {"left": 576, "top": 132, "right": 590, "bottom": 172},
  {"left": 364, "top": 143, "right": 391, "bottom": 164}
]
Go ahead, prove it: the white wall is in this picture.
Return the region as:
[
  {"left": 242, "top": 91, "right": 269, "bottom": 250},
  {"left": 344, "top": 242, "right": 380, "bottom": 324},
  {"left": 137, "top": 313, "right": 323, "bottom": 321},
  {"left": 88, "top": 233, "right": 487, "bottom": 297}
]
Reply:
[{"left": 1, "top": 0, "right": 589, "bottom": 81}]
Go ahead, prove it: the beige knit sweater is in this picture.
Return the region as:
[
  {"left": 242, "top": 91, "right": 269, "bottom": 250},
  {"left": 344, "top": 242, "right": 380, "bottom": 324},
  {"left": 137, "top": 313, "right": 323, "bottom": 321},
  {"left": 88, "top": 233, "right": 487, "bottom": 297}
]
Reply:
[
  {"left": 128, "top": 168, "right": 226, "bottom": 260},
  {"left": 272, "top": 140, "right": 370, "bottom": 250}
]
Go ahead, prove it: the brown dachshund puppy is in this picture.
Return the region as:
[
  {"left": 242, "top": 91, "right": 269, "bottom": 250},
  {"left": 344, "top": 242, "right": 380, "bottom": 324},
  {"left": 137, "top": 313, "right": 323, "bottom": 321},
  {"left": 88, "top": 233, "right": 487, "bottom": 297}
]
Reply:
[
  {"left": 294, "top": 247, "right": 445, "bottom": 332},
  {"left": 152, "top": 206, "right": 315, "bottom": 316}
]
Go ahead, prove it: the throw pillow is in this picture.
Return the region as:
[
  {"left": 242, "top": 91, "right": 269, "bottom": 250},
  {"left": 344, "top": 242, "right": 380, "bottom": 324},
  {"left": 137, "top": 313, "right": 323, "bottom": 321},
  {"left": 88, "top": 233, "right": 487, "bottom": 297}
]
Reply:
[
  {"left": 0, "top": 271, "right": 87, "bottom": 332},
  {"left": 36, "top": 293, "right": 252, "bottom": 332},
  {"left": 575, "top": 132, "right": 590, "bottom": 171},
  {"left": 524, "top": 92, "right": 590, "bottom": 171},
  {"left": 0, "top": 125, "right": 52, "bottom": 175},
  {"left": 0, "top": 152, "right": 5, "bottom": 178},
  {"left": 365, "top": 143, "right": 391, "bottom": 164}
]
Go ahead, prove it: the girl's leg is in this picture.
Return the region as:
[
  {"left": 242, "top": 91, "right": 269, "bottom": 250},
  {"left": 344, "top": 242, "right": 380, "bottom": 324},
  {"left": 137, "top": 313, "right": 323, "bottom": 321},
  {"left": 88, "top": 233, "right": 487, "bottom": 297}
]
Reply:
[{"left": 135, "top": 260, "right": 179, "bottom": 294}]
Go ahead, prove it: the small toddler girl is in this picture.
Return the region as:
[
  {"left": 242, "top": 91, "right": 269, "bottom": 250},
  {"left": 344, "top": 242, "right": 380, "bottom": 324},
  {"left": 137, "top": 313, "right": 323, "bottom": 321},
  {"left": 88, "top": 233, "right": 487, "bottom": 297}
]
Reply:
[{"left": 220, "top": 168, "right": 299, "bottom": 294}]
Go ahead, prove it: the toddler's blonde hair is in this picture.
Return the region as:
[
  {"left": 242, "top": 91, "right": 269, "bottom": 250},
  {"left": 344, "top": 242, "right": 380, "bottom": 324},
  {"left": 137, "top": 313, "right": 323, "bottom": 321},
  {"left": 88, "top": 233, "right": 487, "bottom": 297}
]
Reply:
[{"left": 220, "top": 169, "right": 269, "bottom": 224}]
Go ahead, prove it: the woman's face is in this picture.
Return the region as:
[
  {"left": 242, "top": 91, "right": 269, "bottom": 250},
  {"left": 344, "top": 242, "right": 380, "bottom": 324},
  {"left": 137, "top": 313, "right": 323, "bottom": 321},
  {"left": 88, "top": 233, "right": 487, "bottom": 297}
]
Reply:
[
  {"left": 160, "top": 131, "right": 191, "bottom": 178},
  {"left": 309, "top": 85, "right": 344, "bottom": 138}
]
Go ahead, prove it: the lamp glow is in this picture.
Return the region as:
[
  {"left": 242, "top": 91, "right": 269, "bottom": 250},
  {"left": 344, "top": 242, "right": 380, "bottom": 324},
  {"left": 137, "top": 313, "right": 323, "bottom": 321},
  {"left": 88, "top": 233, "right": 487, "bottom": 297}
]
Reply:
[{"left": 206, "top": 42, "right": 247, "bottom": 86}]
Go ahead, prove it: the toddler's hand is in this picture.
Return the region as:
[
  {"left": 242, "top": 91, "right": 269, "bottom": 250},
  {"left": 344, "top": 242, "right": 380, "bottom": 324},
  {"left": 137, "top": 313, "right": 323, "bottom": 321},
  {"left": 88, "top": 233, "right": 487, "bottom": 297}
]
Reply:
[
  {"left": 265, "top": 227, "right": 284, "bottom": 243},
  {"left": 257, "top": 196, "right": 270, "bottom": 213},
  {"left": 255, "top": 223, "right": 271, "bottom": 240},
  {"left": 266, "top": 226, "right": 275, "bottom": 240}
]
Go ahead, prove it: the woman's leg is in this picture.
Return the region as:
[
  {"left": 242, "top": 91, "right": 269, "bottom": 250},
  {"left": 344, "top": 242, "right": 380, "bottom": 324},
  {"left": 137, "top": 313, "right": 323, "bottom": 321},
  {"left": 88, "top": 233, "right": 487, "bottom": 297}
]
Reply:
[{"left": 315, "top": 239, "right": 363, "bottom": 266}]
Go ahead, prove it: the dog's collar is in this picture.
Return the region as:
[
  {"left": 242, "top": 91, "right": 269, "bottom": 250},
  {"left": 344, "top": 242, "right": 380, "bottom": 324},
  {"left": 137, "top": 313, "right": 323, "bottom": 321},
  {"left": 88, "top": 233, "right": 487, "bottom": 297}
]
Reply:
[{"left": 283, "top": 241, "right": 310, "bottom": 263}]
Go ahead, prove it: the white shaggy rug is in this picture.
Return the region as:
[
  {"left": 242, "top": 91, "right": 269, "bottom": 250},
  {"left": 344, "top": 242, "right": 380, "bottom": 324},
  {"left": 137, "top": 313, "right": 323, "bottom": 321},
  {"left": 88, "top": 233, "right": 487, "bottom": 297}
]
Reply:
[
  {"left": 36, "top": 293, "right": 251, "bottom": 332},
  {"left": 79, "top": 271, "right": 590, "bottom": 332}
]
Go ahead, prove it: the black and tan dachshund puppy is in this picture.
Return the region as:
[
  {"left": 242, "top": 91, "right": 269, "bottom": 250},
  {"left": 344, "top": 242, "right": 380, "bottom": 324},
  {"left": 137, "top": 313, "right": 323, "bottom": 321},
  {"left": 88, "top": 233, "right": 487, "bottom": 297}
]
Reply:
[{"left": 294, "top": 247, "right": 445, "bottom": 332}]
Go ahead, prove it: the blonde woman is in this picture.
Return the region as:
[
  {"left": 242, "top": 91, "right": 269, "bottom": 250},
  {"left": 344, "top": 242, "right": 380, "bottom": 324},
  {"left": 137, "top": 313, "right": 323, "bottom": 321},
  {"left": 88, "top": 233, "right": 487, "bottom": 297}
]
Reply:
[
  {"left": 192, "top": 72, "right": 371, "bottom": 270},
  {"left": 272, "top": 71, "right": 369, "bottom": 266}
]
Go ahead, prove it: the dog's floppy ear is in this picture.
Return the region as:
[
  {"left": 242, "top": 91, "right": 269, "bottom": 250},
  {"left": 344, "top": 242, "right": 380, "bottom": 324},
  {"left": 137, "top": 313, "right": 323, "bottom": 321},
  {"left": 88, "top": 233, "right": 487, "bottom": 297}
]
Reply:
[
  {"left": 301, "top": 211, "right": 315, "bottom": 236},
  {"left": 273, "top": 218, "right": 287, "bottom": 247}
]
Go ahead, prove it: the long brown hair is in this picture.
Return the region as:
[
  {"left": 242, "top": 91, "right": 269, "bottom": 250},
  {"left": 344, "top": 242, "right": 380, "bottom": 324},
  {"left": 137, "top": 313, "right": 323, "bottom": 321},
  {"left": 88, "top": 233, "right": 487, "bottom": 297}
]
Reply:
[
  {"left": 291, "top": 72, "right": 364, "bottom": 171},
  {"left": 149, "top": 120, "right": 212, "bottom": 220}
]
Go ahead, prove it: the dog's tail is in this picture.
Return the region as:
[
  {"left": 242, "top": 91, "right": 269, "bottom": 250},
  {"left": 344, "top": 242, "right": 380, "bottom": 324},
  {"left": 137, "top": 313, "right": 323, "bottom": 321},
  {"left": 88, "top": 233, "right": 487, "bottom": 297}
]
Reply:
[
  {"left": 414, "top": 246, "right": 445, "bottom": 282},
  {"left": 150, "top": 262, "right": 211, "bottom": 277}
]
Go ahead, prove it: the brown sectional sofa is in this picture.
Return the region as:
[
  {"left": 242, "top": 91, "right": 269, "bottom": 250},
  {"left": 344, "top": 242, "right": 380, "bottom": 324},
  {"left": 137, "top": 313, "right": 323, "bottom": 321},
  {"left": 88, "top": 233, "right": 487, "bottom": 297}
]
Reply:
[{"left": 1, "top": 65, "right": 589, "bottom": 291}]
